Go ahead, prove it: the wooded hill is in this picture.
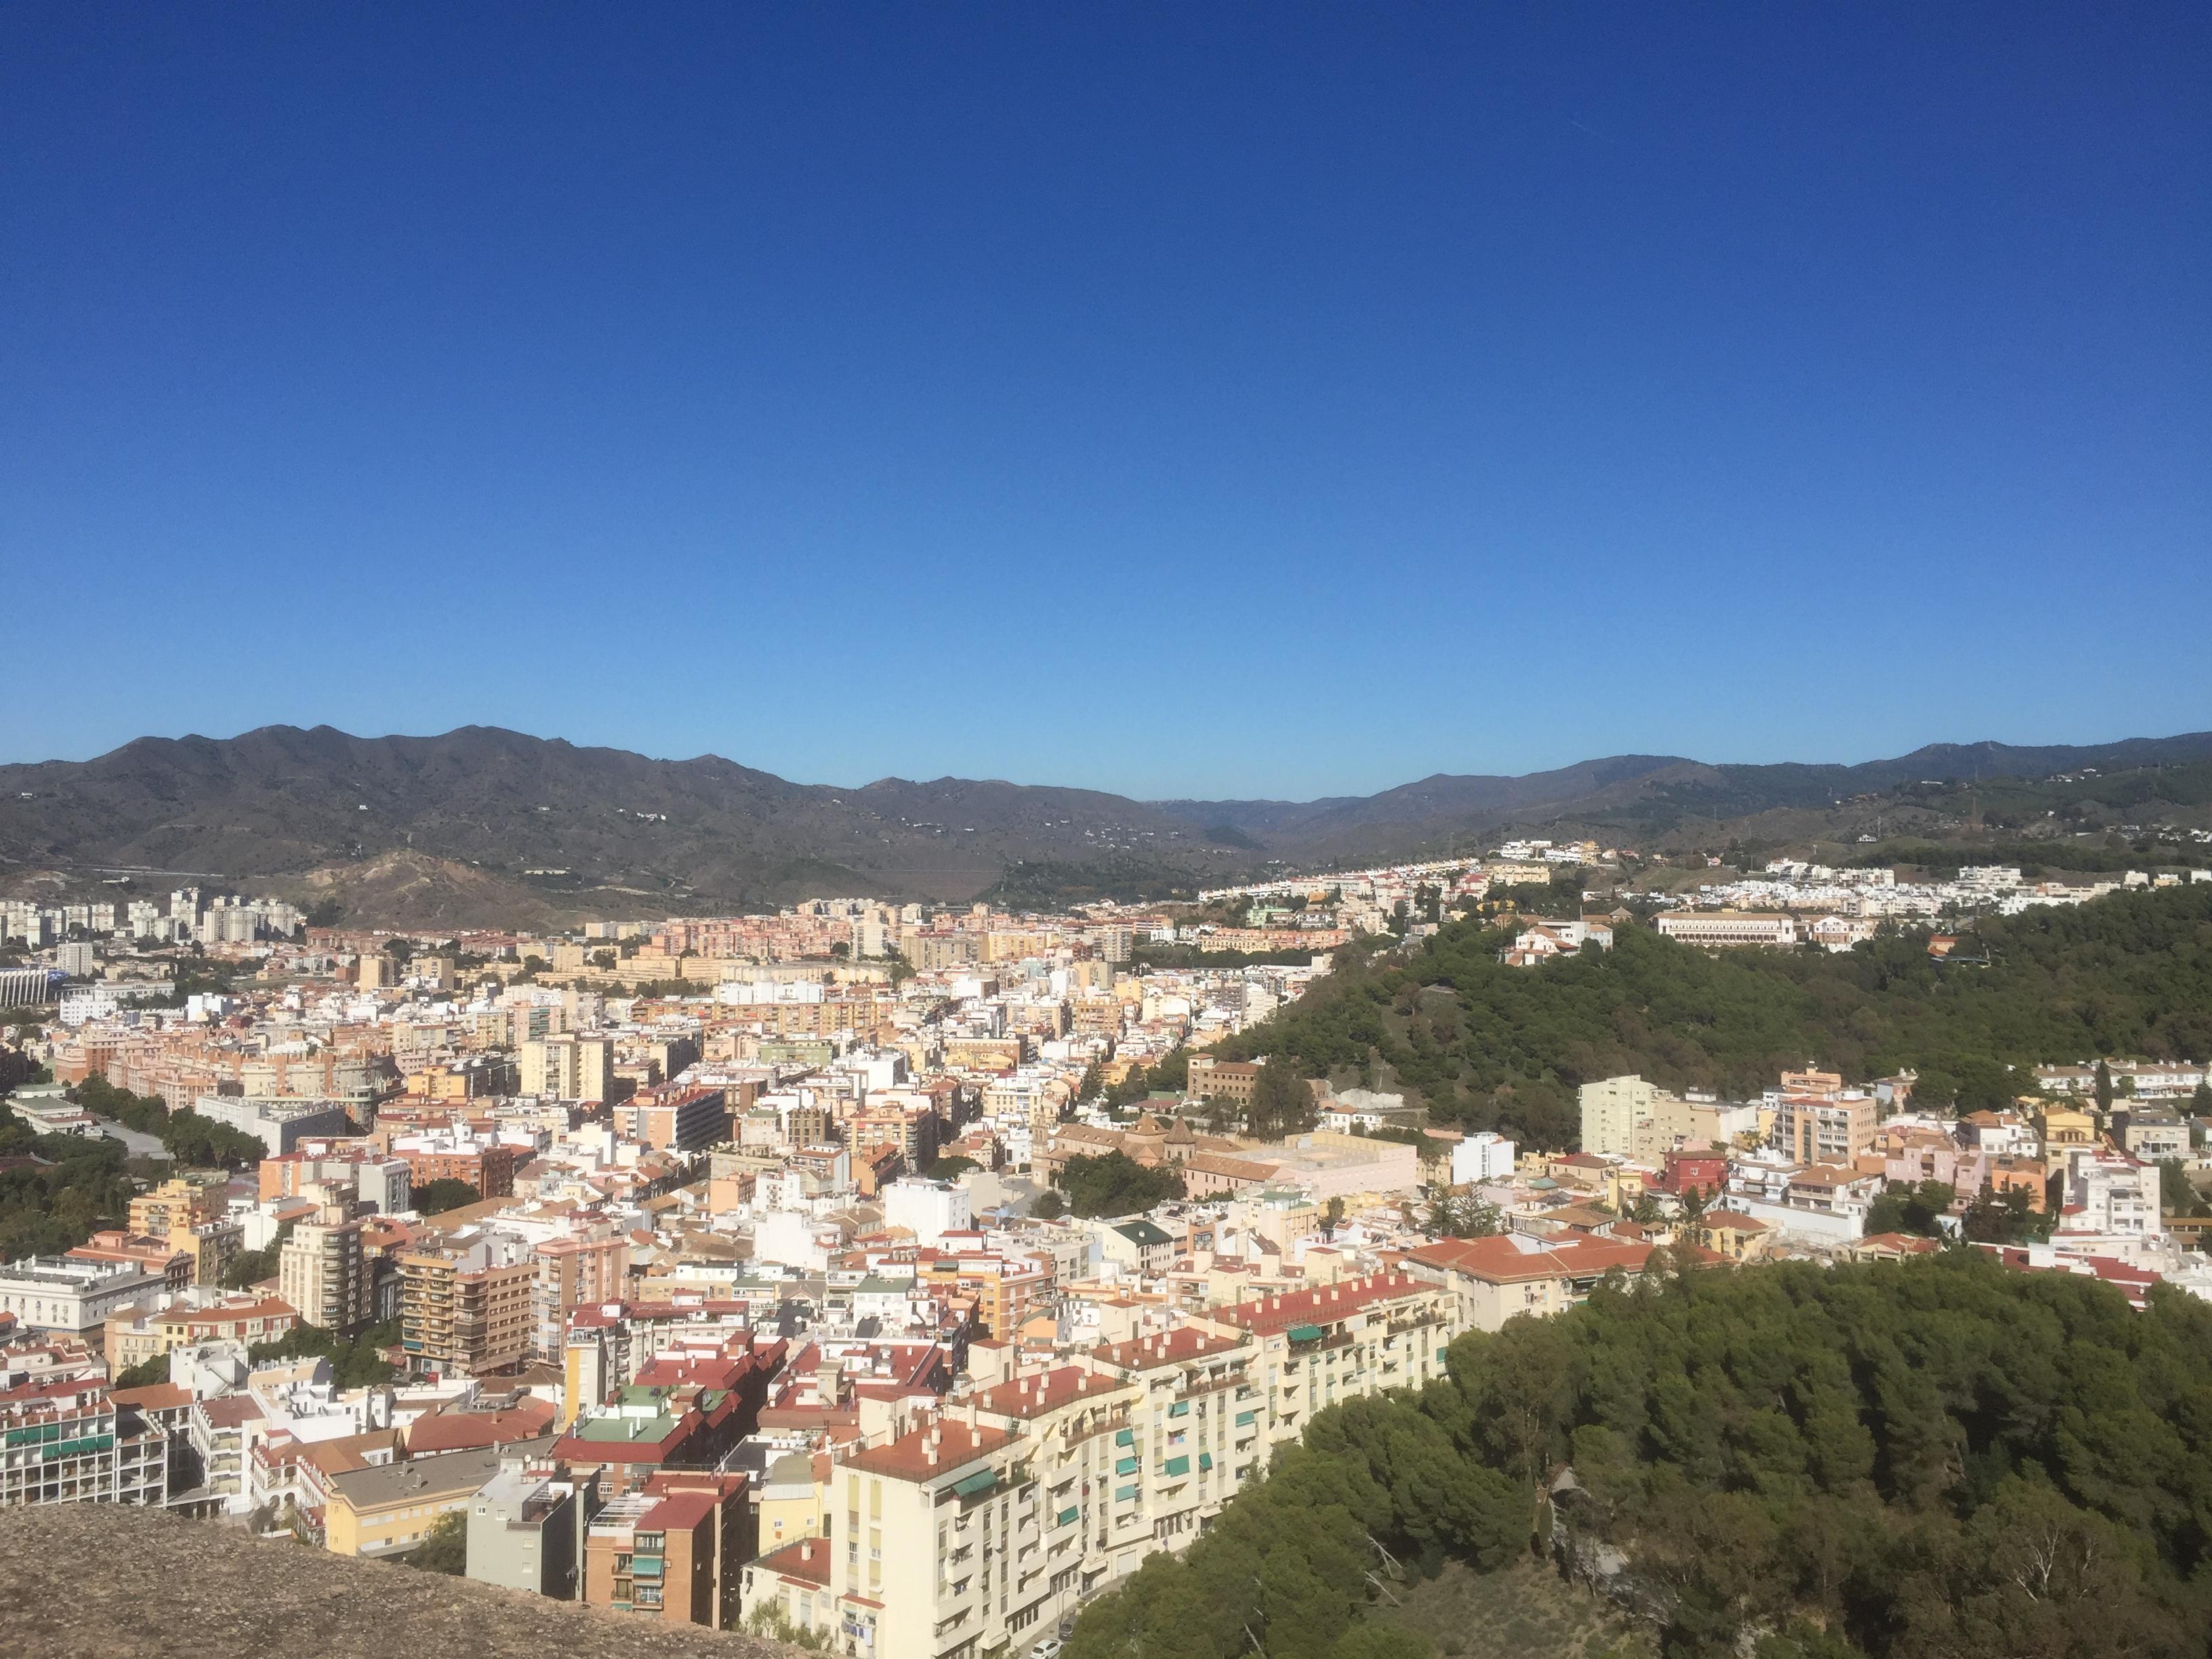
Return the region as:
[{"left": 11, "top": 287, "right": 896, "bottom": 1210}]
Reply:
[
  {"left": 1212, "top": 884, "right": 2212, "bottom": 1151},
  {"left": 5, "top": 724, "right": 2210, "bottom": 922},
  {"left": 1065, "top": 1254, "right": 2212, "bottom": 1659}
]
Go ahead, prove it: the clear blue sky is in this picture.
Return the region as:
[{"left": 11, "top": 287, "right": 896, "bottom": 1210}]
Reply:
[{"left": 5, "top": 4, "right": 2207, "bottom": 799}]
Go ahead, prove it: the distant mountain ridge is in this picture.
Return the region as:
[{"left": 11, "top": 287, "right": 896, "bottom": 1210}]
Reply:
[{"left": 3, "top": 724, "right": 2209, "bottom": 921}]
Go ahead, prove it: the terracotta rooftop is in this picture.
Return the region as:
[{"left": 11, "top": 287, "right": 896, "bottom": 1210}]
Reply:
[
  {"left": 842, "top": 1418, "right": 1013, "bottom": 1483},
  {"left": 972, "top": 1365, "right": 1130, "bottom": 1420},
  {"left": 753, "top": 1536, "right": 833, "bottom": 1587},
  {"left": 1406, "top": 1233, "right": 1652, "bottom": 1285},
  {"left": 1210, "top": 1271, "right": 1432, "bottom": 1335},
  {"left": 1089, "top": 1327, "right": 1246, "bottom": 1371}
]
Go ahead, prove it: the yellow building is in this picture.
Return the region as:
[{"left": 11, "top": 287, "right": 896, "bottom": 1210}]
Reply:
[
  {"left": 127, "top": 1177, "right": 222, "bottom": 1240},
  {"left": 2040, "top": 1107, "right": 2097, "bottom": 1175},
  {"left": 324, "top": 1443, "right": 524, "bottom": 1557},
  {"left": 756, "top": 1449, "right": 830, "bottom": 1556}
]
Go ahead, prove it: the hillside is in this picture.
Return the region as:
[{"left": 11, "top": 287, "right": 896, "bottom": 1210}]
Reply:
[
  {"left": 0, "top": 724, "right": 1250, "bottom": 914},
  {"left": 1214, "top": 882, "right": 2212, "bottom": 1148},
  {"left": 0, "top": 1502, "right": 794, "bottom": 1659},
  {"left": 1066, "top": 1256, "right": 2212, "bottom": 1659},
  {"left": 4, "top": 725, "right": 2211, "bottom": 922}
]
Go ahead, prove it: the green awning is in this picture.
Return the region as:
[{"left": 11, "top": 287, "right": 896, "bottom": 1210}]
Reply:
[
  {"left": 1198, "top": 1453, "right": 1213, "bottom": 1471},
  {"left": 1115, "top": 1484, "right": 1138, "bottom": 1502},
  {"left": 1163, "top": 1455, "right": 1190, "bottom": 1477},
  {"left": 951, "top": 1469, "right": 998, "bottom": 1499},
  {"left": 1115, "top": 1456, "right": 1138, "bottom": 1476},
  {"left": 1235, "top": 1410, "right": 1257, "bottom": 1427},
  {"left": 1057, "top": 1506, "right": 1080, "bottom": 1526},
  {"left": 1167, "top": 1400, "right": 1190, "bottom": 1417},
  {"left": 1114, "top": 1427, "right": 1134, "bottom": 1446},
  {"left": 1286, "top": 1324, "right": 1325, "bottom": 1343}
]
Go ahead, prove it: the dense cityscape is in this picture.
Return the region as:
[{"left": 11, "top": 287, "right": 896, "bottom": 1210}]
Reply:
[{"left": 4, "top": 838, "right": 2211, "bottom": 1655}]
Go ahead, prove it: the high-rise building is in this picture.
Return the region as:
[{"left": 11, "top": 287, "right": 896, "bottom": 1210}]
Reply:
[
  {"left": 1578, "top": 1074, "right": 1660, "bottom": 1158},
  {"left": 400, "top": 1234, "right": 537, "bottom": 1377},
  {"left": 1774, "top": 1092, "right": 1878, "bottom": 1166},
  {"left": 279, "top": 1218, "right": 369, "bottom": 1333}
]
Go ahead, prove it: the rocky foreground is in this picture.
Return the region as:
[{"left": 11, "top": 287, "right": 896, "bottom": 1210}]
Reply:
[{"left": 0, "top": 1504, "right": 796, "bottom": 1659}]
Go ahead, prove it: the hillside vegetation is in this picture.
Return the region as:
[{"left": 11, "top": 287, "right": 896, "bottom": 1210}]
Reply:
[
  {"left": 1214, "top": 884, "right": 2212, "bottom": 1148},
  {"left": 1065, "top": 1256, "right": 2212, "bottom": 1659},
  {"left": 8, "top": 725, "right": 2212, "bottom": 920}
]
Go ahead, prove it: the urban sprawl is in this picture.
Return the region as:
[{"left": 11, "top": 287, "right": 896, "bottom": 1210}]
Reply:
[{"left": 1, "top": 845, "right": 2209, "bottom": 1656}]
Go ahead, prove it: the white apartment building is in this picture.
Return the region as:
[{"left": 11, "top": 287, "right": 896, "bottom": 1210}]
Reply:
[
  {"left": 1450, "top": 1130, "right": 1517, "bottom": 1185},
  {"left": 1655, "top": 912, "right": 1800, "bottom": 948},
  {"left": 741, "top": 1272, "right": 1457, "bottom": 1659},
  {"left": 0, "top": 1258, "right": 169, "bottom": 1338},
  {"left": 2058, "top": 1147, "right": 2162, "bottom": 1244},
  {"left": 883, "top": 1179, "right": 972, "bottom": 1249},
  {"left": 1578, "top": 1074, "right": 1663, "bottom": 1158}
]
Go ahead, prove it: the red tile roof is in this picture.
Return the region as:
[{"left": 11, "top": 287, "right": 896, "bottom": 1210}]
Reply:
[
  {"left": 972, "top": 1366, "right": 1130, "bottom": 1420},
  {"left": 755, "top": 1538, "right": 834, "bottom": 1586},
  {"left": 1210, "top": 1271, "right": 1433, "bottom": 1336},
  {"left": 842, "top": 1418, "right": 1012, "bottom": 1482},
  {"left": 1406, "top": 1233, "right": 1652, "bottom": 1285},
  {"left": 1088, "top": 1328, "right": 1246, "bottom": 1371}
]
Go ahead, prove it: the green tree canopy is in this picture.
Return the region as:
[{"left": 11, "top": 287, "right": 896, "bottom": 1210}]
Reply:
[{"left": 1057, "top": 1151, "right": 1185, "bottom": 1217}]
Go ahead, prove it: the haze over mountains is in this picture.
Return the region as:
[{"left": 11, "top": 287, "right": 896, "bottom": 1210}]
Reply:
[{"left": 3, "top": 724, "right": 2210, "bottom": 926}]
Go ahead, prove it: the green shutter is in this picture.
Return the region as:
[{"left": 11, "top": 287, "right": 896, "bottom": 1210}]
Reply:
[
  {"left": 1115, "top": 1456, "right": 1138, "bottom": 1476},
  {"left": 1057, "top": 1506, "right": 1080, "bottom": 1526},
  {"left": 1163, "top": 1455, "right": 1189, "bottom": 1476},
  {"left": 1198, "top": 1452, "right": 1213, "bottom": 1471},
  {"left": 1115, "top": 1484, "right": 1138, "bottom": 1502},
  {"left": 1167, "top": 1400, "right": 1190, "bottom": 1417},
  {"left": 951, "top": 1469, "right": 998, "bottom": 1499},
  {"left": 1235, "top": 1410, "right": 1257, "bottom": 1426}
]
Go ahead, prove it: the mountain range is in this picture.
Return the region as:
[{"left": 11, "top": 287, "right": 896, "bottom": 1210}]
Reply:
[{"left": 3, "top": 724, "right": 2209, "bottom": 927}]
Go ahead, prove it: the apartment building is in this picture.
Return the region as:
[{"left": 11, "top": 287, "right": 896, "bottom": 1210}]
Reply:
[
  {"left": 1404, "top": 1232, "right": 1654, "bottom": 1332},
  {"left": 325, "top": 1440, "right": 541, "bottom": 1557},
  {"left": 280, "top": 1218, "right": 371, "bottom": 1334},
  {"left": 0, "top": 1369, "right": 169, "bottom": 1508},
  {"left": 1774, "top": 1092, "right": 1879, "bottom": 1166},
  {"left": 532, "top": 1235, "right": 630, "bottom": 1361},
  {"left": 1578, "top": 1075, "right": 1664, "bottom": 1158},
  {"left": 1654, "top": 912, "right": 1799, "bottom": 947},
  {"left": 520, "top": 1033, "right": 617, "bottom": 1103},
  {"left": 394, "top": 1136, "right": 518, "bottom": 1199},
  {"left": 916, "top": 1250, "right": 1053, "bottom": 1342},
  {"left": 400, "top": 1235, "right": 537, "bottom": 1378},
  {"left": 1084, "top": 1328, "right": 1263, "bottom": 1555},
  {"left": 0, "top": 1257, "right": 169, "bottom": 1338},
  {"left": 261, "top": 1147, "right": 413, "bottom": 1214},
  {"left": 467, "top": 1458, "right": 601, "bottom": 1598},
  {"left": 743, "top": 1275, "right": 1452, "bottom": 1659},
  {"left": 581, "top": 1472, "right": 750, "bottom": 1626},
  {"left": 747, "top": 1416, "right": 1029, "bottom": 1659},
  {"left": 127, "top": 1177, "right": 224, "bottom": 1240},
  {"left": 616, "top": 1083, "right": 726, "bottom": 1153},
  {"left": 1191, "top": 1271, "right": 1454, "bottom": 1450}
]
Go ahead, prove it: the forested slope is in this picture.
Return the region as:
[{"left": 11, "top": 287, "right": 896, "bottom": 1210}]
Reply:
[
  {"left": 1214, "top": 885, "right": 2212, "bottom": 1148},
  {"left": 1066, "top": 1256, "right": 2212, "bottom": 1659}
]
